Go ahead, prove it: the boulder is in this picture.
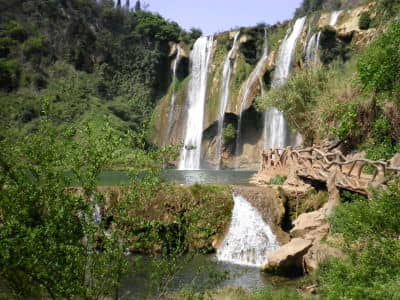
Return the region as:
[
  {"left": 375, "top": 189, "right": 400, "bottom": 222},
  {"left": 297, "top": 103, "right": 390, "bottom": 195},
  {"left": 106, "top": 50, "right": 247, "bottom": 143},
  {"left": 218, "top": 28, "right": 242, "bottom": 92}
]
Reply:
[
  {"left": 303, "top": 242, "right": 344, "bottom": 273},
  {"left": 290, "top": 209, "right": 327, "bottom": 239},
  {"left": 262, "top": 238, "right": 312, "bottom": 275}
]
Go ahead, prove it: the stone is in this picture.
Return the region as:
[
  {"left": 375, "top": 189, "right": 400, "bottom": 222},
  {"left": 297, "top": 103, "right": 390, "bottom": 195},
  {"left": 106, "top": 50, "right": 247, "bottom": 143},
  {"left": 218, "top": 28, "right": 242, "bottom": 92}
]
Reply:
[
  {"left": 390, "top": 153, "right": 400, "bottom": 168},
  {"left": 262, "top": 238, "right": 312, "bottom": 274},
  {"left": 290, "top": 209, "right": 327, "bottom": 239},
  {"left": 303, "top": 242, "right": 344, "bottom": 273}
]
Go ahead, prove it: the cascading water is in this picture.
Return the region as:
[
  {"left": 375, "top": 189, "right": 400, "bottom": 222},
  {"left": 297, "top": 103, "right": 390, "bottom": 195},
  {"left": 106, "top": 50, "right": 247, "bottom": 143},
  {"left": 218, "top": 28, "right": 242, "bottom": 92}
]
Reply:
[
  {"left": 217, "top": 194, "right": 279, "bottom": 267},
  {"left": 305, "top": 10, "right": 342, "bottom": 68},
  {"left": 264, "top": 16, "right": 306, "bottom": 150},
  {"left": 305, "top": 31, "right": 321, "bottom": 66},
  {"left": 215, "top": 32, "right": 241, "bottom": 169},
  {"left": 330, "top": 10, "right": 343, "bottom": 26},
  {"left": 166, "top": 46, "right": 182, "bottom": 142},
  {"left": 179, "top": 36, "right": 214, "bottom": 170},
  {"left": 235, "top": 28, "right": 268, "bottom": 167}
]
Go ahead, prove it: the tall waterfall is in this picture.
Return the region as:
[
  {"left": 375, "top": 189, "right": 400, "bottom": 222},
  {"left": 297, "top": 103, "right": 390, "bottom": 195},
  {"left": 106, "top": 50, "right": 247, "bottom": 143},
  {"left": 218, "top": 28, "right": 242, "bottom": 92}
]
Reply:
[
  {"left": 215, "top": 32, "right": 241, "bottom": 169},
  {"left": 305, "top": 32, "right": 321, "bottom": 66},
  {"left": 305, "top": 10, "right": 342, "bottom": 67},
  {"left": 217, "top": 194, "right": 279, "bottom": 267},
  {"left": 235, "top": 29, "right": 269, "bottom": 167},
  {"left": 166, "top": 46, "right": 182, "bottom": 141},
  {"left": 330, "top": 10, "right": 343, "bottom": 26},
  {"left": 179, "top": 36, "right": 214, "bottom": 170},
  {"left": 264, "top": 17, "right": 306, "bottom": 150}
]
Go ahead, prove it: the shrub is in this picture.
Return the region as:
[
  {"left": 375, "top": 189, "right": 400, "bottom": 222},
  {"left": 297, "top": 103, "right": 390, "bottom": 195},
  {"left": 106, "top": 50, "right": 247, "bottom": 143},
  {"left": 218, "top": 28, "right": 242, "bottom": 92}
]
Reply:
[
  {"left": 5, "top": 21, "right": 28, "bottom": 42},
  {"left": 269, "top": 175, "right": 287, "bottom": 185},
  {"left": 357, "top": 21, "right": 400, "bottom": 96},
  {"left": 222, "top": 124, "right": 236, "bottom": 142},
  {"left": 22, "top": 36, "right": 47, "bottom": 61},
  {"left": 318, "top": 180, "right": 400, "bottom": 299},
  {"left": 359, "top": 12, "right": 371, "bottom": 30},
  {"left": 0, "top": 59, "right": 21, "bottom": 91}
]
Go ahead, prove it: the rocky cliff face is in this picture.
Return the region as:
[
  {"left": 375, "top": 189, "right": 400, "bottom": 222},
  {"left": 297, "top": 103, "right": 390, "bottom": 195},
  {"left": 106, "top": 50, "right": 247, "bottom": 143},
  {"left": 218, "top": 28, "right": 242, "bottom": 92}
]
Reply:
[{"left": 153, "top": 3, "right": 376, "bottom": 169}]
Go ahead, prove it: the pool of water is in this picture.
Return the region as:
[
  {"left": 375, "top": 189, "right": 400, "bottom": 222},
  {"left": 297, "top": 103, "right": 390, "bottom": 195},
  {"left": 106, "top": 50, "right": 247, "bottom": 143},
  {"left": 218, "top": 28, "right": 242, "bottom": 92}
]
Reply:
[
  {"left": 119, "top": 254, "right": 295, "bottom": 299},
  {"left": 96, "top": 170, "right": 256, "bottom": 186}
]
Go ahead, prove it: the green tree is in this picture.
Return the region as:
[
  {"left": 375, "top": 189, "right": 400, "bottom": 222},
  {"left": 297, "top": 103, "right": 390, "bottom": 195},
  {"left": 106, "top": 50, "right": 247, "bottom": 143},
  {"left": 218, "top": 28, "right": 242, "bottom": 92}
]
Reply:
[{"left": 0, "top": 116, "right": 128, "bottom": 299}]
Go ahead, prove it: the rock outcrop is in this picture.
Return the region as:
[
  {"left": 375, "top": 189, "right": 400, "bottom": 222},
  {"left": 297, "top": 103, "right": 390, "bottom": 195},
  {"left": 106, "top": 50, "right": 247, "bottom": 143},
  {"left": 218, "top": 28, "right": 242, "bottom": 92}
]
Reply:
[{"left": 262, "top": 238, "right": 312, "bottom": 274}]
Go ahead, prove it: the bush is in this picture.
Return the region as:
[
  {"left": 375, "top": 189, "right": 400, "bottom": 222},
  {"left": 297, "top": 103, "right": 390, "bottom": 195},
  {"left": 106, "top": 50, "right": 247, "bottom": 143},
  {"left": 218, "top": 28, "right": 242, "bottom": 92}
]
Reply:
[
  {"left": 222, "top": 123, "right": 236, "bottom": 142},
  {"left": 357, "top": 21, "right": 400, "bottom": 96},
  {"left": 0, "top": 59, "right": 21, "bottom": 91},
  {"left": 318, "top": 180, "right": 400, "bottom": 299},
  {"left": 5, "top": 21, "right": 28, "bottom": 42},
  {"left": 359, "top": 12, "right": 371, "bottom": 30},
  {"left": 269, "top": 175, "right": 287, "bottom": 185},
  {"left": 22, "top": 36, "right": 47, "bottom": 62}
]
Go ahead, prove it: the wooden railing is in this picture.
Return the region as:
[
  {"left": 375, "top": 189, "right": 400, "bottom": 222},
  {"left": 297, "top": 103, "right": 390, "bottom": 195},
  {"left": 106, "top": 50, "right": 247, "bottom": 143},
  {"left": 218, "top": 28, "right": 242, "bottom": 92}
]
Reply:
[{"left": 259, "top": 147, "right": 400, "bottom": 195}]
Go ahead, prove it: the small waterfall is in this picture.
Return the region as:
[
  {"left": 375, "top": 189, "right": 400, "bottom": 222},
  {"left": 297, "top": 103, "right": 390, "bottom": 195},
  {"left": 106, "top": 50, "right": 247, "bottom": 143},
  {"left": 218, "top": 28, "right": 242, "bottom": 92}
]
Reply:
[
  {"left": 179, "top": 36, "right": 214, "bottom": 170},
  {"left": 215, "top": 32, "right": 241, "bottom": 169},
  {"left": 217, "top": 194, "right": 279, "bottom": 267},
  {"left": 94, "top": 203, "right": 102, "bottom": 225},
  {"left": 235, "top": 28, "right": 268, "bottom": 167},
  {"left": 166, "top": 46, "right": 182, "bottom": 141},
  {"left": 264, "top": 17, "right": 306, "bottom": 150},
  {"left": 330, "top": 10, "right": 343, "bottom": 26},
  {"left": 305, "top": 31, "right": 321, "bottom": 66}
]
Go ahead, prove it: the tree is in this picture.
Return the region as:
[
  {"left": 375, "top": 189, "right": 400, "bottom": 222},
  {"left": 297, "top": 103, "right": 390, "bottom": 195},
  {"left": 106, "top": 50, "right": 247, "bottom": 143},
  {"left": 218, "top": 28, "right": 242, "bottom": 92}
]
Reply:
[
  {"left": 135, "top": 0, "right": 141, "bottom": 11},
  {"left": 0, "top": 118, "right": 128, "bottom": 299}
]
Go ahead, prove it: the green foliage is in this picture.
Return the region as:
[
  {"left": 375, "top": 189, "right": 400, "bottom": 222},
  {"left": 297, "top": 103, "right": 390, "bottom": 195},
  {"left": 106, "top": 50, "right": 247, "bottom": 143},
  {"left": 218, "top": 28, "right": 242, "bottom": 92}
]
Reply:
[
  {"left": 319, "top": 26, "right": 351, "bottom": 64},
  {"left": 22, "top": 36, "right": 46, "bottom": 61},
  {"left": 222, "top": 123, "right": 236, "bottom": 142},
  {"left": 331, "top": 102, "right": 358, "bottom": 140},
  {"left": 0, "top": 58, "right": 20, "bottom": 91},
  {"left": 0, "top": 119, "right": 128, "bottom": 299},
  {"left": 269, "top": 175, "right": 287, "bottom": 185},
  {"left": 361, "top": 115, "right": 400, "bottom": 160},
  {"left": 359, "top": 12, "right": 372, "bottom": 30},
  {"left": 295, "top": 0, "right": 324, "bottom": 17},
  {"left": 357, "top": 21, "right": 400, "bottom": 96},
  {"left": 135, "top": 11, "right": 181, "bottom": 42},
  {"left": 318, "top": 180, "right": 400, "bottom": 299},
  {"left": 4, "top": 20, "right": 28, "bottom": 42}
]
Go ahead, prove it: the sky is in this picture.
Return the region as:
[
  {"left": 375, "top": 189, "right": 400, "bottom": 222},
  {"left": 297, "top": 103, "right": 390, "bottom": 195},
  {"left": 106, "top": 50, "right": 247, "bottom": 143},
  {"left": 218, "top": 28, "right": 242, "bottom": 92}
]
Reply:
[{"left": 134, "top": 0, "right": 304, "bottom": 35}]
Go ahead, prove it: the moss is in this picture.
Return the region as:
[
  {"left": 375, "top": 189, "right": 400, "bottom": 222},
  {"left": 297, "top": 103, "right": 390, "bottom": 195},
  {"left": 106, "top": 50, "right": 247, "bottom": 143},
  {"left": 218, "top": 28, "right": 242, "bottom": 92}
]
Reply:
[
  {"left": 230, "top": 53, "right": 253, "bottom": 109},
  {"left": 267, "top": 22, "right": 290, "bottom": 53},
  {"left": 204, "top": 36, "right": 229, "bottom": 127},
  {"left": 105, "top": 184, "right": 233, "bottom": 253}
]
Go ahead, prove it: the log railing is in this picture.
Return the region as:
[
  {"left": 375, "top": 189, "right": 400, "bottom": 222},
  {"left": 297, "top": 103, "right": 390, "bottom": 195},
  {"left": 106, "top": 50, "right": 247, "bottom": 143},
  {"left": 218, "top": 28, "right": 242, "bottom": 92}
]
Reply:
[{"left": 259, "top": 146, "right": 400, "bottom": 195}]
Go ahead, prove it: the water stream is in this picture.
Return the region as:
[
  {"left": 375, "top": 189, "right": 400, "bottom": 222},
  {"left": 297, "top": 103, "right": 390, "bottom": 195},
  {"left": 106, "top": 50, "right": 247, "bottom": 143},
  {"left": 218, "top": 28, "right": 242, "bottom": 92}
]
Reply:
[
  {"left": 215, "top": 31, "right": 241, "bottom": 169},
  {"left": 217, "top": 194, "right": 279, "bottom": 267},
  {"left": 264, "top": 17, "right": 306, "bottom": 150},
  {"left": 166, "top": 46, "right": 182, "bottom": 142},
  {"left": 179, "top": 36, "right": 214, "bottom": 170},
  {"left": 235, "top": 28, "right": 269, "bottom": 167}
]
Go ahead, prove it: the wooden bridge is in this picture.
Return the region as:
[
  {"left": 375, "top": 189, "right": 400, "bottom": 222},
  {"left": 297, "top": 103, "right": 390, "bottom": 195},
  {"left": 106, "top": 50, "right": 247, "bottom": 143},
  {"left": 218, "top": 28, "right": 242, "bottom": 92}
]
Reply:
[{"left": 256, "top": 146, "right": 400, "bottom": 195}]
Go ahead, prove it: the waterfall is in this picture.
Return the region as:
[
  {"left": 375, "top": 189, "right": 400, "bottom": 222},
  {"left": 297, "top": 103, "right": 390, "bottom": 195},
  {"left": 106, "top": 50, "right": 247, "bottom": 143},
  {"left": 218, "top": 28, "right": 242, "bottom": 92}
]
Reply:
[
  {"left": 217, "top": 194, "right": 279, "bottom": 267},
  {"left": 166, "top": 46, "right": 182, "bottom": 142},
  {"left": 93, "top": 203, "right": 102, "bottom": 225},
  {"left": 179, "top": 36, "right": 214, "bottom": 170},
  {"left": 305, "top": 31, "right": 321, "bottom": 66},
  {"left": 305, "top": 10, "right": 342, "bottom": 68},
  {"left": 264, "top": 16, "right": 306, "bottom": 150},
  {"left": 235, "top": 28, "right": 268, "bottom": 167},
  {"left": 215, "top": 32, "right": 241, "bottom": 169},
  {"left": 330, "top": 10, "right": 343, "bottom": 26}
]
